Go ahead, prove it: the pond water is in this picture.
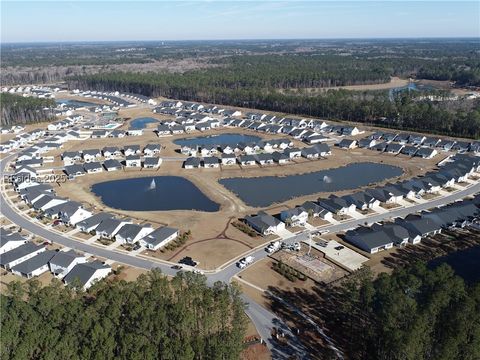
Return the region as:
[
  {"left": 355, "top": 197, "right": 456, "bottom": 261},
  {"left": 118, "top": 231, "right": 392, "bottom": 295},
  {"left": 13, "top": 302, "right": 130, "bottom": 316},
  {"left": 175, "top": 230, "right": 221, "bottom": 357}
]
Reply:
[
  {"left": 388, "top": 82, "right": 435, "bottom": 101},
  {"left": 174, "top": 133, "right": 261, "bottom": 147},
  {"left": 428, "top": 246, "right": 480, "bottom": 284},
  {"left": 219, "top": 162, "right": 403, "bottom": 207},
  {"left": 91, "top": 176, "right": 219, "bottom": 212},
  {"left": 129, "top": 117, "right": 159, "bottom": 130},
  {"left": 56, "top": 99, "right": 100, "bottom": 108}
]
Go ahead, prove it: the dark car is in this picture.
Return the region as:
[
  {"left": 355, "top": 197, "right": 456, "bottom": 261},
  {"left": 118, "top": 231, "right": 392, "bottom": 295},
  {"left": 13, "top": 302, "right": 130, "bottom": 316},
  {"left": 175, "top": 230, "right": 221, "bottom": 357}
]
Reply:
[
  {"left": 334, "top": 246, "right": 344, "bottom": 250},
  {"left": 179, "top": 256, "right": 197, "bottom": 267},
  {"left": 171, "top": 265, "right": 183, "bottom": 270},
  {"left": 132, "top": 242, "right": 141, "bottom": 251}
]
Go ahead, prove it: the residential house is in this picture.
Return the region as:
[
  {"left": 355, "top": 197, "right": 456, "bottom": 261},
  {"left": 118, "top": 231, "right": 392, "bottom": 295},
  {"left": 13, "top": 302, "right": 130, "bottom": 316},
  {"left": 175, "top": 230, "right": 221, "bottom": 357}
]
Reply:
[
  {"left": 272, "top": 151, "right": 290, "bottom": 164},
  {"left": 318, "top": 196, "right": 356, "bottom": 215},
  {"left": 385, "top": 143, "right": 404, "bottom": 154},
  {"left": 342, "top": 192, "right": 380, "bottom": 211},
  {"left": 184, "top": 157, "right": 201, "bottom": 169},
  {"left": 143, "top": 144, "right": 161, "bottom": 157},
  {"left": 11, "top": 250, "right": 56, "bottom": 279},
  {"left": 345, "top": 227, "right": 394, "bottom": 254},
  {"left": 203, "top": 156, "right": 220, "bottom": 168},
  {"left": 139, "top": 227, "right": 179, "bottom": 251},
  {"left": 82, "top": 149, "right": 102, "bottom": 163},
  {"left": 415, "top": 147, "right": 438, "bottom": 159},
  {"left": 245, "top": 211, "right": 285, "bottom": 235},
  {"left": 284, "top": 148, "right": 302, "bottom": 159},
  {"left": 0, "top": 229, "right": 27, "bottom": 254},
  {"left": 0, "top": 243, "right": 46, "bottom": 269},
  {"left": 221, "top": 153, "right": 237, "bottom": 166},
  {"left": 115, "top": 224, "right": 154, "bottom": 244},
  {"left": 63, "top": 260, "right": 111, "bottom": 290},
  {"left": 103, "top": 159, "right": 122, "bottom": 172},
  {"left": 280, "top": 207, "right": 309, "bottom": 226},
  {"left": 124, "top": 145, "right": 141, "bottom": 156},
  {"left": 102, "top": 146, "right": 121, "bottom": 159},
  {"left": 76, "top": 212, "right": 115, "bottom": 233},
  {"left": 64, "top": 164, "right": 86, "bottom": 178},
  {"left": 143, "top": 157, "right": 162, "bottom": 169},
  {"left": 401, "top": 145, "right": 418, "bottom": 157},
  {"left": 95, "top": 218, "right": 131, "bottom": 239},
  {"left": 255, "top": 153, "right": 275, "bottom": 165},
  {"left": 58, "top": 201, "right": 92, "bottom": 226},
  {"left": 84, "top": 162, "right": 103, "bottom": 174},
  {"left": 125, "top": 155, "right": 141, "bottom": 167},
  {"left": 239, "top": 155, "right": 257, "bottom": 166}
]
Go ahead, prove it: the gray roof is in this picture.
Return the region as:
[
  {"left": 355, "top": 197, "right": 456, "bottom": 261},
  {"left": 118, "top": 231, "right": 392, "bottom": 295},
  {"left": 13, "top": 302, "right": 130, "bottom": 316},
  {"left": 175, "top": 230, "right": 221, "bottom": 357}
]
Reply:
[
  {"left": 141, "top": 227, "right": 178, "bottom": 247},
  {"left": 0, "top": 229, "right": 26, "bottom": 248},
  {"left": 103, "top": 159, "right": 122, "bottom": 169},
  {"left": 44, "top": 200, "right": 81, "bottom": 218},
  {"left": 345, "top": 228, "right": 394, "bottom": 252},
  {"left": 144, "top": 143, "right": 160, "bottom": 151},
  {"left": 144, "top": 157, "right": 161, "bottom": 165},
  {"left": 396, "top": 217, "right": 442, "bottom": 237},
  {"left": 50, "top": 250, "right": 85, "bottom": 268},
  {"left": 84, "top": 162, "right": 102, "bottom": 171},
  {"left": 115, "top": 224, "right": 144, "bottom": 241},
  {"left": 245, "top": 211, "right": 282, "bottom": 233},
  {"left": 32, "top": 194, "right": 58, "bottom": 209},
  {"left": 281, "top": 207, "right": 307, "bottom": 218},
  {"left": 82, "top": 149, "right": 101, "bottom": 156},
  {"left": 0, "top": 243, "right": 45, "bottom": 267},
  {"left": 184, "top": 157, "right": 201, "bottom": 167},
  {"left": 102, "top": 146, "right": 119, "bottom": 153},
  {"left": 76, "top": 212, "right": 115, "bottom": 230},
  {"left": 11, "top": 250, "right": 56, "bottom": 275},
  {"left": 63, "top": 260, "right": 110, "bottom": 287},
  {"left": 64, "top": 164, "right": 85, "bottom": 176},
  {"left": 95, "top": 218, "right": 123, "bottom": 235},
  {"left": 203, "top": 156, "right": 219, "bottom": 165}
]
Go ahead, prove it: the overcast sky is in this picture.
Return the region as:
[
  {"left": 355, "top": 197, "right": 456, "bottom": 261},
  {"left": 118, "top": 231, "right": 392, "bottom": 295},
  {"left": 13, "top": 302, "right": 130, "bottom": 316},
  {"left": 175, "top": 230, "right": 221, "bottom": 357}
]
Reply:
[{"left": 1, "top": 1, "right": 479, "bottom": 43}]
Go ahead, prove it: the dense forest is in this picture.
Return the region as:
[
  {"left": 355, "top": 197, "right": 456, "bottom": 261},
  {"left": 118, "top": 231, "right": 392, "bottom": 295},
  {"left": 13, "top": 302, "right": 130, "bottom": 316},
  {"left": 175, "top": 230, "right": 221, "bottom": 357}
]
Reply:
[
  {"left": 1, "top": 270, "right": 247, "bottom": 360},
  {"left": 0, "top": 93, "right": 55, "bottom": 127},
  {"left": 67, "top": 66, "right": 480, "bottom": 138},
  {"left": 3, "top": 39, "right": 480, "bottom": 85},
  {"left": 334, "top": 263, "right": 480, "bottom": 360}
]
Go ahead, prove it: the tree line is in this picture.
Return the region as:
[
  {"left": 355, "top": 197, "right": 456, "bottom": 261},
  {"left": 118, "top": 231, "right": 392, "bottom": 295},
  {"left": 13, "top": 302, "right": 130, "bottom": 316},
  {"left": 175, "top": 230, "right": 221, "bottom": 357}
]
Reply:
[
  {"left": 1, "top": 270, "right": 247, "bottom": 360},
  {"left": 0, "top": 93, "right": 56, "bottom": 127},
  {"left": 334, "top": 262, "right": 480, "bottom": 360},
  {"left": 67, "top": 66, "right": 480, "bottom": 138}
]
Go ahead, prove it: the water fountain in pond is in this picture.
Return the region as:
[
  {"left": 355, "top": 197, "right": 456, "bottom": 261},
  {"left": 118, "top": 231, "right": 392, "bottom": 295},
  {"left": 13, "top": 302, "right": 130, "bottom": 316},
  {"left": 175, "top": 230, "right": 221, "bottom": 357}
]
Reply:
[
  {"left": 148, "top": 178, "right": 156, "bottom": 190},
  {"left": 323, "top": 175, "right": 332, "bottom": 183}
]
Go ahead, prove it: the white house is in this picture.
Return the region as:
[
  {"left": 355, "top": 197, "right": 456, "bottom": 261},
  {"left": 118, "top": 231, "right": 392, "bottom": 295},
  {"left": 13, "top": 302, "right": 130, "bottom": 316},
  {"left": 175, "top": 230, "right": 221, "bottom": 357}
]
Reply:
[
  {"left": 221, "top": 154, "right": 237, "bottom": 165},
  {"left": 63, "top": 261, "right": 112, "bottom": 290},
  {"left": 125, "top": 156, "right": 141, "bottom": 167},
  {"left": 0, "top": 243, "right": 46, "bottom": 270},
  {"left": 139, "top": 227, "right": 179, "bottom": 251},
  {"left": 245, "top": 211, "right": 285, "bottom": 236},
  {"left": 11, "top": 250, "right": 56, "bottom": 279},
  {"left": 115, "top": 224, "right": 154, "bottom": 244},
  {"left": 280, "top": 207, "right": 309, "bottom": 226},
  {"left": 0, "top": 229, "right": 27, "bottom": 254},
  {"left": 49, "top": 249, "right": 87, "bottom": 278}
]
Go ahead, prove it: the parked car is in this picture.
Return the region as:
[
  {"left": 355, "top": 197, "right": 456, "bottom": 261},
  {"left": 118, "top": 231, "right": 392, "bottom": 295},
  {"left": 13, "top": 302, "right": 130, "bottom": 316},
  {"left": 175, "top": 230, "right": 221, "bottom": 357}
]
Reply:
[
  {"left": 171, "top": 265, "right": 183, "bottom": 270},
  {"left": 237, "top": 256, "right": 254, "bottom": 269}
]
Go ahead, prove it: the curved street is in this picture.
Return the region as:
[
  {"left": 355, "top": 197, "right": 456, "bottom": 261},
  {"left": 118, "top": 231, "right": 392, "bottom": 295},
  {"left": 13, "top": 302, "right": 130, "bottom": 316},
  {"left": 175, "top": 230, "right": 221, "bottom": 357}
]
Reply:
[{"left": 2, "top": 148, "right": 480, "bottom": 359}]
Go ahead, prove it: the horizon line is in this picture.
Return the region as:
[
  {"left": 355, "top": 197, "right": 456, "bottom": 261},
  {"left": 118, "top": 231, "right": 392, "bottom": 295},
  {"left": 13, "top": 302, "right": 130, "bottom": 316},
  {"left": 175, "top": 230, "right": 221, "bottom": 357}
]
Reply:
[{"left": 2, "top": 36, "right": 480, "bottom": 45}]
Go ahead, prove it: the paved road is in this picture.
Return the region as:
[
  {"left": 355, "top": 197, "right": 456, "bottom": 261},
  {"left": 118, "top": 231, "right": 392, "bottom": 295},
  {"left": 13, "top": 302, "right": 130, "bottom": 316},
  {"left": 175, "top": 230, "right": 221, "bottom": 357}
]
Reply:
[{"left": 2, "top": 144, "right": 480, "bottom": 359}]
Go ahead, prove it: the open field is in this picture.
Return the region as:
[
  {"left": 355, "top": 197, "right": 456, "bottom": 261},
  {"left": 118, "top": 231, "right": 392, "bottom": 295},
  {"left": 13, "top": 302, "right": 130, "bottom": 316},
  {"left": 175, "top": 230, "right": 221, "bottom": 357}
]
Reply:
[{"left": 278, "top": 76, "right": 409, "bottom": 94}]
